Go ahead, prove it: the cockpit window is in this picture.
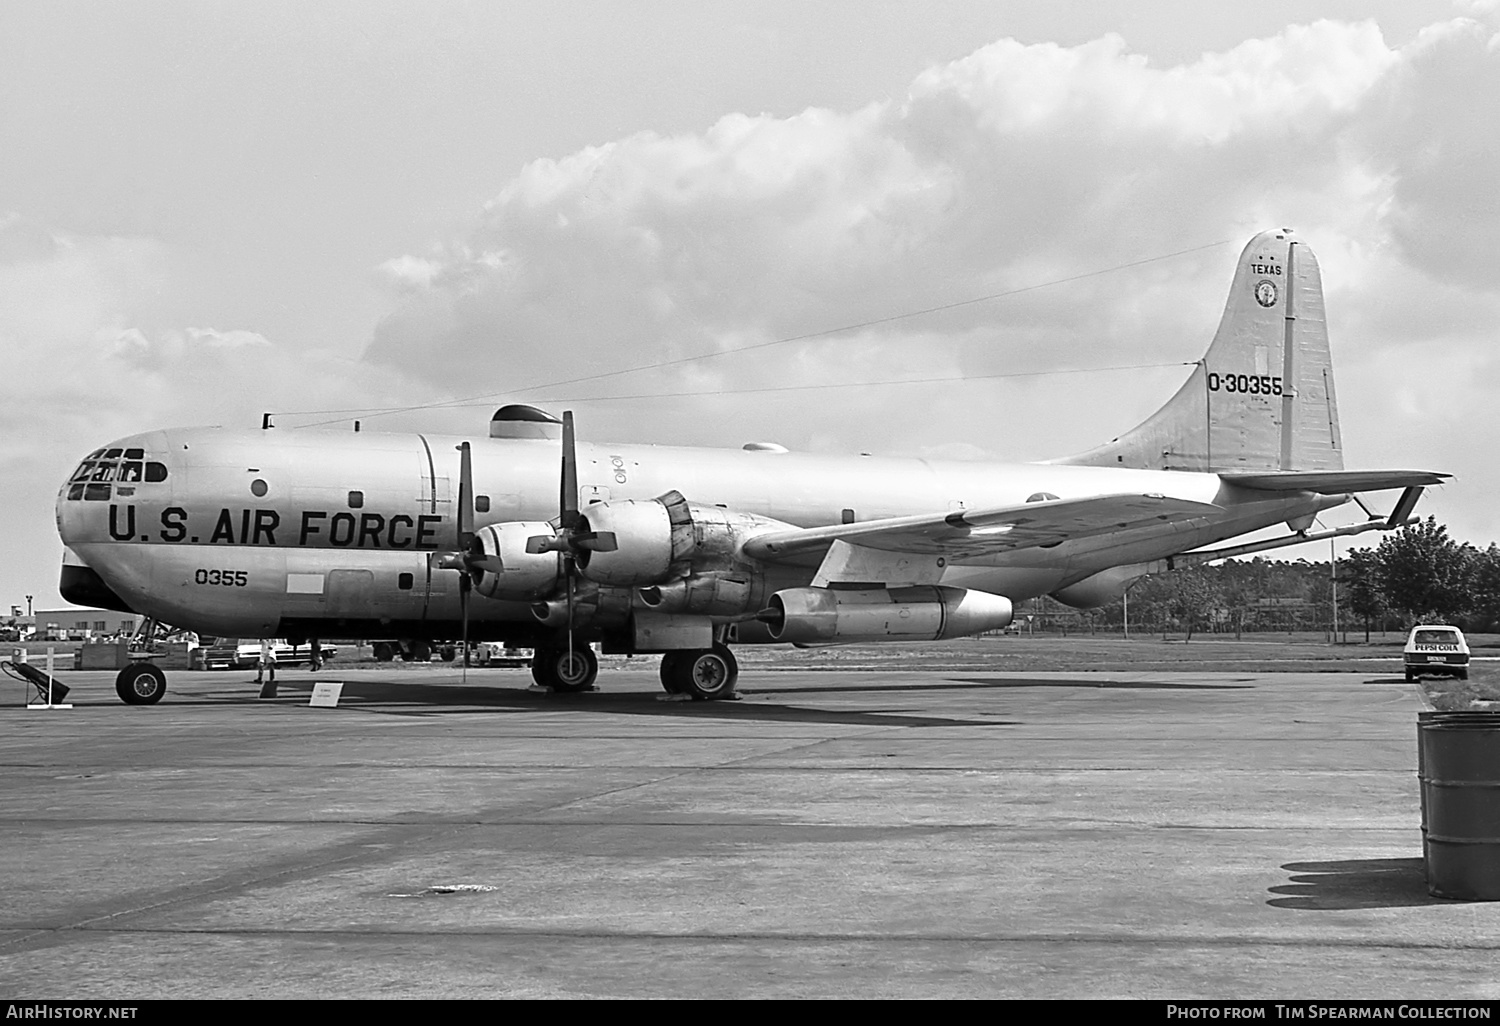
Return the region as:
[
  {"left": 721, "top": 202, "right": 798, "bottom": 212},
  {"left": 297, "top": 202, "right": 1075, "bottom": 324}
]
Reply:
[{"left": 67, "top": 453, "right": 168, "bottom": 498}]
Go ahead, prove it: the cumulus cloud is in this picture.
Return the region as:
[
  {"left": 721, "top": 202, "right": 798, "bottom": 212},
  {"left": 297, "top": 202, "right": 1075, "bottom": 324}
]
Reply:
[
  {"left": 0, "top": 217, "right": 414, "bottom": 601},
  {"left": 361, "top": 18, "right": 1500, "bottom": 546}
]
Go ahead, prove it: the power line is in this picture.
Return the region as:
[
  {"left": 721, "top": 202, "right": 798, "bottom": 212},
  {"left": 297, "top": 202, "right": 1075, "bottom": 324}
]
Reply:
[{"left": 286, "top": 238, "right": 1229, "bottom": 428}]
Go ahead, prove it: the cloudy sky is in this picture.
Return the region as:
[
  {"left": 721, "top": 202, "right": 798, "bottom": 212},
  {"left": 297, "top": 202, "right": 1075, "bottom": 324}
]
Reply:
[{"left": 4, "top": 1, "right": 1498, "bottom": 611}]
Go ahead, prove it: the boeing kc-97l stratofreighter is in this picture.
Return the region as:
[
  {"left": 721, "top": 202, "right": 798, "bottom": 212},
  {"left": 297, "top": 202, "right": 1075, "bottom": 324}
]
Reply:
[{"left": 56, "top": 229, "right": 1447, "bottom": 705}]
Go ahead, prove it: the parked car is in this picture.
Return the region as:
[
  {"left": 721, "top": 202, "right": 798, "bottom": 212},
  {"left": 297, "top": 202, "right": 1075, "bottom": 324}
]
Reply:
[
  {"left": 201, "top": 638, "right": 337, "bottom": 670},
  {"left": 1404, "top": 625, "right": 1469, "bottom": 681}
]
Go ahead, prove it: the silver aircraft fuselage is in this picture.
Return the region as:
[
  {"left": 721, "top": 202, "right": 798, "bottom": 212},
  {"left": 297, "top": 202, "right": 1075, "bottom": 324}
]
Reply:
[{"left": 56, "top": 425, "right": 1340, "bottom": 639}]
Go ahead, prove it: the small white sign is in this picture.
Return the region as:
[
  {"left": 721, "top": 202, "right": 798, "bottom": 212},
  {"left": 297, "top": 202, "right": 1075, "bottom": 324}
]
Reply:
[{"left": 309, "top": 682, "right": 344, "bottom": 707}]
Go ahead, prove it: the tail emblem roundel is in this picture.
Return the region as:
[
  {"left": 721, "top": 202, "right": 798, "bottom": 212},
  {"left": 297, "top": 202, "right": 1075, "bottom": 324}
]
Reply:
[{"left": 1253, "top": 279, "right": 1278, "bottom": 308}]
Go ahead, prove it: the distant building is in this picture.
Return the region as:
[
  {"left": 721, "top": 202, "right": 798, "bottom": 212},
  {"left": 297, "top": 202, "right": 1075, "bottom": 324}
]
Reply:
[{"left": 30, "top": 607, "right": 143, "bottom": 640}]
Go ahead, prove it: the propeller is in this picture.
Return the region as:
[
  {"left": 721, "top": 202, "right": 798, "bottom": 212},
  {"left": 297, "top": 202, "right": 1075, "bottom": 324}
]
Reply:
[
  {"left": 457, "top": 442, "right": 475, "bottom": 678},
  {"left": 434, "top": 442, "right": 478, "bottom": 679},
  {"left": 524, "top": 412, "right": 618, "bottom": 558},
  {"left": 524, "top": 411, "right": 617, "bottom": 680}
]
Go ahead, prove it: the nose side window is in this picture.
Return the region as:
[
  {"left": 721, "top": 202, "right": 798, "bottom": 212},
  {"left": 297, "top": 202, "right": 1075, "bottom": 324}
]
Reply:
[{"left": 145, "top": 462, "right": 168, "bottom": 482}]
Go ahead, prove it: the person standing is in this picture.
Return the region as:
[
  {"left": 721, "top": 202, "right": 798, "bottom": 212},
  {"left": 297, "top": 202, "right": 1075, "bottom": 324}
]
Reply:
[{"left": 256, "top": 639, "right": 277, "bottom": 698}]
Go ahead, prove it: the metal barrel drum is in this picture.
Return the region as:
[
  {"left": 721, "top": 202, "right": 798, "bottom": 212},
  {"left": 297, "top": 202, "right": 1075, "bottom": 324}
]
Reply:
[{"left": 1418, "top": 711, "right": 1500, "bottom": 900}]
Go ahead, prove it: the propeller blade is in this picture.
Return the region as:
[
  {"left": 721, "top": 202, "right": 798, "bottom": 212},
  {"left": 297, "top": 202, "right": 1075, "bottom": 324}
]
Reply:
[
  {"left": 456, "top": 441, "right": 474, "bottom": 548},
  {"left": 560, "top": 410, "right": 580, "bottom": 530},
  {"left": 573, "top": 531, "right": 618, "bottom": 553},
  {"left": 526, "top": 534, "right": 566, "bottom": 555},
  {"left": 459, "top": 573, "right": 471, "bottom": 683}
]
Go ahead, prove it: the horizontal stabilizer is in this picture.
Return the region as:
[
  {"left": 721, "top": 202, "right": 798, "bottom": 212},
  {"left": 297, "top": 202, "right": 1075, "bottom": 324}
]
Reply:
[{"left": 1220, "top": 470, "right": 1449, "bottom": 494}]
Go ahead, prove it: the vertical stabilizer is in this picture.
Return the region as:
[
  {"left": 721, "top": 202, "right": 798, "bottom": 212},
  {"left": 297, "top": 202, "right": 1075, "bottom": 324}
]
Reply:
[{"left": 1054, "top": 229, "right": 1342, "bottom": 473}]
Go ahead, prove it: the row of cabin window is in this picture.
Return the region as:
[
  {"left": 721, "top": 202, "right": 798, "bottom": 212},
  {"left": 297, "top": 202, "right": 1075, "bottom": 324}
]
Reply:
[{"left": 347, "top": 491, "right": 490, "bottom": 512}]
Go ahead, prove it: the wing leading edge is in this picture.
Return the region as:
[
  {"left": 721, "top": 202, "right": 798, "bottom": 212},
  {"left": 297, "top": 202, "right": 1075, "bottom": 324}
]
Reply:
[{"left": 743, "top": 493, "right": 1223, "bottom": 564}]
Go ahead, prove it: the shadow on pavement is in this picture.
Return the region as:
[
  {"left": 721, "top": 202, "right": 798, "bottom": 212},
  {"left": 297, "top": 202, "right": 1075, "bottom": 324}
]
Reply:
[
  {"left": 1267, "top": 857, "right": 1451, "bottom": 909},
  {"left": 189, "top": 678, "right": 1011, "bottom": 728}
]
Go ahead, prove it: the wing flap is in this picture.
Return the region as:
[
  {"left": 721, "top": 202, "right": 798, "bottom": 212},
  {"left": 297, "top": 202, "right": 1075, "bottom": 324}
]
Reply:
[{"left": 744, "top": 493, "right": 1223, "bottom": 563}]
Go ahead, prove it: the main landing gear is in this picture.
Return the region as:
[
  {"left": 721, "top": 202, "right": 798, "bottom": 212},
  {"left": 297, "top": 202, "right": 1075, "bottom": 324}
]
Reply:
[
  {"left": 530, "top": 644, "right": 599, "bottom": 693},
  {"left": 659, "top": 642, "right": 739, "bottom": 701},
  {"left": 527, "top": 641, "right": 740, "bottom": 700}
]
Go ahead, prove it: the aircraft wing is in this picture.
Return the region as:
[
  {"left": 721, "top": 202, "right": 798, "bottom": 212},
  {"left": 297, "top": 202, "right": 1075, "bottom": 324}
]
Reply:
[
  {"left": 1220, "top": 470, "right": 1450, "bottom": 493},
  {"left": 743, "top": 493, "right": 1222, "bottom": 564}
]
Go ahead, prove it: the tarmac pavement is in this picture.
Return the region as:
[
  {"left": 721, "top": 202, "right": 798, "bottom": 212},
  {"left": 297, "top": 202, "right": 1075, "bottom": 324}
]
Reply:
[{"left": 1, "top": 662, "right": 1497, "bottom": 999}]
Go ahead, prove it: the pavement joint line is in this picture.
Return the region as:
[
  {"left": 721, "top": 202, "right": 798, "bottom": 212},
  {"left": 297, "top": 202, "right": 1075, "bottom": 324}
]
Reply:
[{"left": 4, "top": 925, "right": 1498, "bottom": 951}]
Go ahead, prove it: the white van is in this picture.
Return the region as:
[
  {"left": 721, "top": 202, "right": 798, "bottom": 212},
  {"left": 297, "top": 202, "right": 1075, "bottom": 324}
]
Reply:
[{"left": 1403, "top": 625, "right": 1470, "bottom": 681}]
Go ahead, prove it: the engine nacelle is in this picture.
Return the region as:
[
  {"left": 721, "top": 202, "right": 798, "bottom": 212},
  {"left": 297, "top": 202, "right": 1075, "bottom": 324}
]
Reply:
[
  {"left": 639, "top": 571, "right": 768, "bottom": 618},
  {"left": 469, "top": 522, "right": 563, "bottom": 600},
  {"left": 575, "top": 498, "right": 678, "bottom": 586},
  {"left": 576, "top": 490, "right": 786, "bottom": 589},
  {"left": 1050, "top": 564, "right": 1149, "bottom": 609},
  {"left": 762, "top": 586, "right": 1013, "bottom": 644}
]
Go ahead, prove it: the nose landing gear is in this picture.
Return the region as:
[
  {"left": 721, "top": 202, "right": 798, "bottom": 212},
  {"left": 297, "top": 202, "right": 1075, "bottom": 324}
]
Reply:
[{"left": 115, "top": 662, "right": 167, "bottom": 705}]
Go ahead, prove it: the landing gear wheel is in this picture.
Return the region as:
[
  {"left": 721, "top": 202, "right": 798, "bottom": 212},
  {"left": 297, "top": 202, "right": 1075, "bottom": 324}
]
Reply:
[
  {"left": 659, "top": 651, "right": 684, "bottom": 694},
  {"left": 373, "top": 643, "right": 396, "bottom": 662},
  {"left": 115, "top": 663, "right": 167, "bottom": 705},
  {"left": 670, "top": 643, "right": 738, "bottom": 701},
  {"left": 532, "top": 645, "right": 598, "bottom": 692},
  {"left": 440, "top": 645, "right": 457, "bottom": 662},
  {"left": 407, "top": 641, "right": 432, "bottom": 663}
]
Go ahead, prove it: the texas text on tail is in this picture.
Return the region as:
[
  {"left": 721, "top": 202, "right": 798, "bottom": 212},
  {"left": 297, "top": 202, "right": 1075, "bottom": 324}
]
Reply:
[{"left": 57, "top": 228, "right": 1446, "bottom": 704}]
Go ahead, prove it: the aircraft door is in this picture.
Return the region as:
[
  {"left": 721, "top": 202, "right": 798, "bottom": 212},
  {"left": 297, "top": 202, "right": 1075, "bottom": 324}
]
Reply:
[{"left": 327, "top": 569, "right": 376, "bottom": 620}]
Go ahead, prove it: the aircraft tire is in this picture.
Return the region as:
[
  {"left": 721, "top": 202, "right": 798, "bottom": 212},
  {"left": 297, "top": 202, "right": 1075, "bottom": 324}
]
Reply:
[
  {"left": 115, "top": 663, "right": 167, "bottom": 706},
  {"left": 534, "top": 645, "right": 598, "bottom": 692},
  {"left": 373, "top": 643, "right": 396, "bottom": 662},
  {"left": 671, "top": 643, "right": 738, "bottom": 701},
  {"left": 407, "top": 641, "right": 432, "bottom": 663},
  {"left": 440, "top": 645, "right": 457, "bottom": 662},
  {"left": 658, "top": 652, "right": 684, "bottom": 694}
]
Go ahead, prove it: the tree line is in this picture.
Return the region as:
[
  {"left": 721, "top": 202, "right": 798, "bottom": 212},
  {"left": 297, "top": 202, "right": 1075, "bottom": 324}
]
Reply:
[{"left": 1019, "top": 517, "right": 1500, "bottom": 640}]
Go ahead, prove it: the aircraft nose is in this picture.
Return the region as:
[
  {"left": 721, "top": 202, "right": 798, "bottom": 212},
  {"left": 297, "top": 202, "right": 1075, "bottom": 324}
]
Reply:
[{"left": 56, "top": 436, "right": 171, "bottom": 544}]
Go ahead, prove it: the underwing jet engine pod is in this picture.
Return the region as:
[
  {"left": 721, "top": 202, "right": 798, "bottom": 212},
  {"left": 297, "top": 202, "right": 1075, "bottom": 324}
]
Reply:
[
  {"left": 56, "top": 228, "right": 1452, "bottom": 706},
  {"left": 761, "top": 586, "right": 1014, "bottom": 644}
]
